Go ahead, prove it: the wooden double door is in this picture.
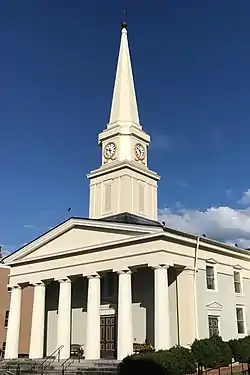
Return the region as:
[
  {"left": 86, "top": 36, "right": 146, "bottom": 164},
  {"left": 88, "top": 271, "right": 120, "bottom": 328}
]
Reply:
[{"left": 100, "top": 315, "right": 117, "bottom": 359}]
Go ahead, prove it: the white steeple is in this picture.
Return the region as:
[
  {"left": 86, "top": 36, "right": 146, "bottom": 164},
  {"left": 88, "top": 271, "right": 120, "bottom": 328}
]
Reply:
[
  {"left": 88, "top": 22, "right": 160, "bottom": 221},
  {"left": 108, "top": 22, "right": 140, "bottom": 127}
]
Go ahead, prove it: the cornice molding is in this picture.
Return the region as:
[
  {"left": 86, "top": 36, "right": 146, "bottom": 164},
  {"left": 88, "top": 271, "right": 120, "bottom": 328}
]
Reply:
[{"left": 4, "top": 217, "right": 161, "bottom": 264}]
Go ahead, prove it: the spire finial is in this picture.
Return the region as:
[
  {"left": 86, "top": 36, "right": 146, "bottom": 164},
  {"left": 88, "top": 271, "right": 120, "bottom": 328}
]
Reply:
[
  {"left": 108, "top": 8, "right": 140, "bottom": 126},
  {"left": 121, "top": 8, "right": 127, "bottom": 30}
]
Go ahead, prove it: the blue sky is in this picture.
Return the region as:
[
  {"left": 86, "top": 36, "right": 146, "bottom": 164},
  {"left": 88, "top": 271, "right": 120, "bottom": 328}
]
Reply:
[{"left": 1, "top": 0, "right": 250, "bottom": 254}]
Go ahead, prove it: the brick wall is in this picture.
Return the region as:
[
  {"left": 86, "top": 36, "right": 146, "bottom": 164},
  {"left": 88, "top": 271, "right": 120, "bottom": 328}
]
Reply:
[{"left": 0, "top": 265, "right": 33, "bottom": 357}]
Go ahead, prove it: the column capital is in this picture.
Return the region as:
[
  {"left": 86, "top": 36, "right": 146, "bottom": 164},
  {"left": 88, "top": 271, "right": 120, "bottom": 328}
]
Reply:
[
  {"left": 55, "top": 277, "right": 71, "bottom": 284},
  {"left": 150, "top": 264, "right": 170, "bottom": 270},
  {"left": 85, "top": 273, "right": 100, "bottom": 279},
  {"left": 115, "top": 268, "right": 132, "bottom": 275},
  {"left": 7, "top": 284, "right": 21, "bottom": 291},
  {"left": 29, "top": 281, "right": 45, "bottom": 287}
]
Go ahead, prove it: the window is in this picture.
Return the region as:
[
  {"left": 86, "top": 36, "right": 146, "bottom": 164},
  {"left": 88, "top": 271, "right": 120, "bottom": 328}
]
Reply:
[
  {"left": 208, "top": 315, "right": 219, "bottom": 337},
  {"left": 236, "top": 307, "right": 245, "bottom": 334},
  {"left": 206, "top": 265, "right": 215, "bottom": 290},
  {"left": 234, "top": 271, "right": 242, "bottom": 294},
  {"left": 1, "top": 342, "right": 6, "bottom": 358},
  {"left": 4, "top": 310, "right": 9, "bottom": 328}
]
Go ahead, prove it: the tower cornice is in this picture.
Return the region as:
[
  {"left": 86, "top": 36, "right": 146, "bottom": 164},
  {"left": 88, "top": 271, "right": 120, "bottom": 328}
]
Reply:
[{"left": 87, "top": 160, "right": 160, "bottom": 181}]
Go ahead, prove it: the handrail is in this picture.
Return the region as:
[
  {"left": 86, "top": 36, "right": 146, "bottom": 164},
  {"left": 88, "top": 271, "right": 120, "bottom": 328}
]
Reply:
[
  {"left": 40, "top": 345, "right": 64, "bottom": 375},
  {"left": 61, "top": 357, "right": 74, "bottom": 375}
]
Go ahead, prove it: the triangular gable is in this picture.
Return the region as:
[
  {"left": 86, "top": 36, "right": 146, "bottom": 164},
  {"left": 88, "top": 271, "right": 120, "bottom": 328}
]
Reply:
[
  {"left": 4, "top": 217, "right": 158, "bottom": 264},
  {"left": 206, "top": 301, "right": 223, "bottom": 311},
  {"left": 234, "top": 264, "right": 243, "bottom": 270},
  {"left": 206, "top": 258, "right": 217, "bottom": 264}
]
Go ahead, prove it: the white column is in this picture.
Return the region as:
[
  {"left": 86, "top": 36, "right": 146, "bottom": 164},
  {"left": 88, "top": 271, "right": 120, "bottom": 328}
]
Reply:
[
  {"left": 85, "top": 274, "right": 101, "bottom": 360},
  {"left": 117, "top": 269, "right": 133, "bottom": 360},
  {"left": 153, "top": 265, "right": 171, "bottom": 351},
  {"left": 5, "top": 285, "right": 22, "bottom": 359},
  {"left": 29, "top": 282, "right": 46, "bottom": 359},
  {"left": 177, "top": 268, "right": 197, "bottom": 346},
  {"left": 56, "top": 278, "right": 72, "bottom": 359}
]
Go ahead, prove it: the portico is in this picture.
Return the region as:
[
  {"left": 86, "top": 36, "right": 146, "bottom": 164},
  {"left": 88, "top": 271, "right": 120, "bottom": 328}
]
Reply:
[{"left": 4, "top": 241, "right": 184, "bottom": 360}]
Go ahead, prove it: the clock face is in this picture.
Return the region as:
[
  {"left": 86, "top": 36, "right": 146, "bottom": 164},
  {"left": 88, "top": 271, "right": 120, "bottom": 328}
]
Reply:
[
  {"left": 104, "top": 142, "right": 116, "bottom": 159},
  {"left": 134, "top": 143, "right": 145, "bottom": 160}
]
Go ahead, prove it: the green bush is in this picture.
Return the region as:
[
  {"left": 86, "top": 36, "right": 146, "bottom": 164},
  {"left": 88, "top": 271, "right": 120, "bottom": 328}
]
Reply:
[
  {"left": 156, "top": 346, "right": 196, "bottom": 375},
  {"left": 229, "top": 336, "right": 250, "bottom": 364},
  {"left": 117, "top": 354, "right": 165, "bottom": 375},
  {"left": 191, "top": 336, "right": 231, "bottom": 369},
  {"left": 118, "top": 346, "right": 196, "bottom": 375}
]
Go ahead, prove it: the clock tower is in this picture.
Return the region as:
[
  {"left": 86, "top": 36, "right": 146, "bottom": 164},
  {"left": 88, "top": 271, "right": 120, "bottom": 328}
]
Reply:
[{"left": 87, "top": 22, "right": 160, "bottom": 220}]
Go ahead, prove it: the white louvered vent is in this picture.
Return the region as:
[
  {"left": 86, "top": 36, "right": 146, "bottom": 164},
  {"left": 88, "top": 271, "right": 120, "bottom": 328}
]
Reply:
[
  {"left": 138, "top": 182, "right": 145, "bottom": 213},
  {"left": 104, "top": 183, "right": 112, "bottom": 213}
]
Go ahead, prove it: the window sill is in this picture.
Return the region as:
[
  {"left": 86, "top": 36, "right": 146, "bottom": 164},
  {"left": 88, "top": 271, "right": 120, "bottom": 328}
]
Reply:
[{"left": 206, "top": 288, "right": 218, "bottom": 293}]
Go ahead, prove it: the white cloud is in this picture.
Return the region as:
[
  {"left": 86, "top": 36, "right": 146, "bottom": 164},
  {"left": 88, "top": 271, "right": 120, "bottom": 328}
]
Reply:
[
  {"left": 158, "top": 205, "right": 250, "bottom": 249},
  {"left": 23, "top": 224, "right": 36, "bottom": 229},
  {"left": 238, "top": 189, "right": 250, "bottom": 205},
  {"left": 0, "top": 245, "right": 15, "bottom": 258},
  {"left": 225, "top": 189, "right": 232, "bottom": 196}
]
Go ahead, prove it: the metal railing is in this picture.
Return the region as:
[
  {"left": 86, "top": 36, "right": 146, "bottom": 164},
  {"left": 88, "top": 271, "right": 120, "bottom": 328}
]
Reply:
[
  {"left": 61, "top": 357, "right": 75, "bottom": 375},
  {"left": 40, "top": 345, "right": 64, "bottom": 375}
]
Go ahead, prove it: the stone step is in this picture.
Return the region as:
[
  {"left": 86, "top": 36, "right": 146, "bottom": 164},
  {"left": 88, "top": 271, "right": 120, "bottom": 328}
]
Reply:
[{"left": 0, "top": 359, "right": 120, "bottom": 374}]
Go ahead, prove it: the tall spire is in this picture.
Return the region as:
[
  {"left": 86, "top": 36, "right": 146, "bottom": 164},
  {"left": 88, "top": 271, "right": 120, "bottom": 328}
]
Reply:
[{"left": 109, "top": 22, "right": 140, "bottom": 126}]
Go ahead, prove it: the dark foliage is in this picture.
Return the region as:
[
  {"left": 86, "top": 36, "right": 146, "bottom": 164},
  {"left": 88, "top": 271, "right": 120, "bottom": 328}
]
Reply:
[
  {"left": 191, "top": 336, "right": 231, "bottom": 369},
  {"left": 229, "top": 336, "right": 250, "bottom": 364}
]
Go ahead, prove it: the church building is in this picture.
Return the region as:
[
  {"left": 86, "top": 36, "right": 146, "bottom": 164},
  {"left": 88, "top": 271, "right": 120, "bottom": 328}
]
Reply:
[{"left": 3, "top": 23, "right": 250, "bottom": 362}]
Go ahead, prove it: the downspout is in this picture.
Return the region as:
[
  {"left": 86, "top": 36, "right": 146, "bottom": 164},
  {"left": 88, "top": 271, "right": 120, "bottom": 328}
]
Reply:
[{"left": 193, "top": 236, "right": 200, "bottom": 340}]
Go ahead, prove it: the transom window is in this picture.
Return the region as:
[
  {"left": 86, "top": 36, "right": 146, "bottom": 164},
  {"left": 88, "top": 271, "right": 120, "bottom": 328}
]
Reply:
[
  {"left": 206, "top": 265, "right": 215, "bottom": 290},
  {"left": 236, "top": 307, "right": 245, "bottom": 334},
  {"left": 234, "top": 271, "right": 242, "bottom": 294},
  {"left": 208, "top": 315, "right": 219, "bottom": 337}
]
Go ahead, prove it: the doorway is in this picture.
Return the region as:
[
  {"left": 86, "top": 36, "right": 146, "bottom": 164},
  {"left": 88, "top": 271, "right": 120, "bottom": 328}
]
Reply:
[{"left": 100, "top": 315, "right": 116, "bottom": 359}]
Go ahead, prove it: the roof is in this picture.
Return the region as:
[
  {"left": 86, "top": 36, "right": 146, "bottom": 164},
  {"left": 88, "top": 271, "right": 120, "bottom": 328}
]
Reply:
[
  {"left": 100, "top": 212, "right": 162, "bottom": 227},
  {"left": 2, "top": 213, "right": 161, "bottom": 262}
]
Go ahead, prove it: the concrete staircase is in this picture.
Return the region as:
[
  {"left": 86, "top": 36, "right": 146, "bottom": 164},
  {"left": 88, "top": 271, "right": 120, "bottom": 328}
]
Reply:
[{"left": 0, "top": 358, "right": 120, "bottom": 374}]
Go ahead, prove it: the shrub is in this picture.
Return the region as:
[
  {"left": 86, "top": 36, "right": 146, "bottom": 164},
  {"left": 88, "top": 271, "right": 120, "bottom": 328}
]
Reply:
[
  {"left": 191, "top": 336, "right": 231, "bottom": 369},
  {"left": 117, "top": 354, "right": 165, "bottom": 375},
  {"left": 156, "top": 346, "right": 196, "bottom": 375},
  {"left": 118, "top": 346, "right": 196, "bottom": 375},
  {"left": 229, "top": 336, "right": 250, "bottom": 364}
]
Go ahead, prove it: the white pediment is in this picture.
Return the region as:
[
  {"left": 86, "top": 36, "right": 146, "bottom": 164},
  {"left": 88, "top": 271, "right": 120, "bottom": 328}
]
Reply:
[
  {"left": 206, "top": 258, "right": 217, "bottom": 264},
  {"left": 4, "top": 217, "right": 156, "bottom": 264},
  {"left": 205, "top": 301, "right": 223, "bottom": 311},
  {"left": 234, "top": 264, "right": 243, "bottom": 270}
]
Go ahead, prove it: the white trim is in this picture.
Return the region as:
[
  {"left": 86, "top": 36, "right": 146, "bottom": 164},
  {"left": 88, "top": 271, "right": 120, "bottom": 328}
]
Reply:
[
  {"left": 205, "top": 301, "right": 223, "bottom": 313},
  {"left": 206, "top": 258, "right": 217, "bottom": 265},
  {"left": 5, "top": 232, "right": 162, "bottom": 265},
  {"left": 207, "top": 314, "right": 221, "bottom": 338},
  {"left": 4, "top": 218, "right": 162, "bottom": 264},
  {"left": 236, "top": 304, "right": 247, "bottom": 337},
  {"left": 233, "top": 270, "right": 244, "bottom": 296},
  {"left": 205, "top": 263, "right": 218, "bottom": 293},
  {"left": 234, "top": 264, "right": 243, "bottom": 270},
  {"left": 100, "top": 304, "right": 115, "bottom": 316}
]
